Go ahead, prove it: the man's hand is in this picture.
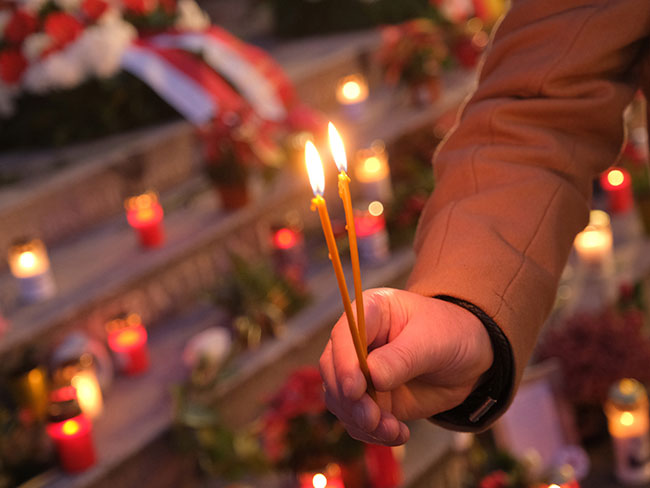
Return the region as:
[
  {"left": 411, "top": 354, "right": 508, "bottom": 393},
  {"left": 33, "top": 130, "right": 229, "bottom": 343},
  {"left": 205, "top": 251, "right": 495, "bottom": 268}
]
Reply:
[{"left": 319, "top": 288, "right": 493, "bottom": 446}]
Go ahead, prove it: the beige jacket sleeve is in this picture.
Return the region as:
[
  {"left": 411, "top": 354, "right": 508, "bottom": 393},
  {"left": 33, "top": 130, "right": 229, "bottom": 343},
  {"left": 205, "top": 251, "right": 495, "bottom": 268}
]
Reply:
[{"left": 408, "top": 0, "right": 650, "bottom": 428}]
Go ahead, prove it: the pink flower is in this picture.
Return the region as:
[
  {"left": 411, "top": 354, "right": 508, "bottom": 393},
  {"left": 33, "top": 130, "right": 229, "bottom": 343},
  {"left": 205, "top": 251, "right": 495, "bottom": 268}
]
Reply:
[
  {"left": 44, "top": 12, "right": 84, "bottom": 48},
  {"left": 4, "top": 10, "right": 38, "bottom": 45},
  {"left": 0, "top": 49, "right": 27, "bottom": 83}
]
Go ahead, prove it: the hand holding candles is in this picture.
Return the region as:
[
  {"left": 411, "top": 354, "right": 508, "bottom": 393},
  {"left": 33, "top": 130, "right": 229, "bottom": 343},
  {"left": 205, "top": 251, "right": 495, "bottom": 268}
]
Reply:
[
  {"left": 305, "top": 140, "right": 375, "bottom": 399},
  {"left": 125, "top": 191, "right": 165, "bottom": 249},
  {"left": 8, "top": 238, "right": 56, "bottom": 303}
]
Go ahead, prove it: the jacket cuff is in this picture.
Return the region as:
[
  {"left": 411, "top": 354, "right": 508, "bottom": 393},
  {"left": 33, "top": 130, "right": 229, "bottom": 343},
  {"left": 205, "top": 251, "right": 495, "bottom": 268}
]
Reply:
[{"left": 430, "top": 295, "right": 515, "bottom": 432}]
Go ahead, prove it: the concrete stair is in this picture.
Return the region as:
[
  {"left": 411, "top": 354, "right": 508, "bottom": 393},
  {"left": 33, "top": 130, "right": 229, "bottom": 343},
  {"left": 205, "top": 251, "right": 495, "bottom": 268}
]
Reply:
[{"left": 1, "top": 28, "right": 478, "bottom": 488}]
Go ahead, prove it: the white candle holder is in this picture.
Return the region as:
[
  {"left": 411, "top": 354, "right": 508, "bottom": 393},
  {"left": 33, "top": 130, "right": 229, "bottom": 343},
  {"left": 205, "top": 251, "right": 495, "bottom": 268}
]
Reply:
[
  {"left": 605, "top": 378, "right": 650, "bottom": 485},
  {"left": 354, "top": 140, "right": 393, "bottom": 204},
  {"left": 8, "top": 238, "right": 56, "bottom": 303},
  {"left": 336, "top": 74, "right": 368, "bottom": 121}
]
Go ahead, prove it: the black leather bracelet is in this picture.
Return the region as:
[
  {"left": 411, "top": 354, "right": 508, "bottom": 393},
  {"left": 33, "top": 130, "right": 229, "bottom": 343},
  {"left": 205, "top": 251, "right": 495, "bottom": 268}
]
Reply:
[{"left": 430, "top": 295, "right": 515, "bottom": 431}]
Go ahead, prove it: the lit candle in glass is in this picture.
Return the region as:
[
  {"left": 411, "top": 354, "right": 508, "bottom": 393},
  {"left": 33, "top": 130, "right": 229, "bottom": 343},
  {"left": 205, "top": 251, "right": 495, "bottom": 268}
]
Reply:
[
  {"left": 7, "top": 238, "right": 56, "bottom": 303},
  {"left": 600, "top": 167, "right": 633, "bottom": 214},
  {"left": 605, "top": 378, "right": 650, "bottom": 485},
  {"left": 46, "top": 387, "right": 96, "bottom": 473},
  {"left": 71, "top": 354, "right": 103, "bottom": 419},
  {"left": 542, "top": 464, "right": 580, "bottom": 488},
  {"left": 336, "top": 74, "right": 369, "bottom": 120},
  {"left": 125, "top": 191, "right": 165, "bottom": 248},
  {"left": 52, "top": 354, "right": 103, "bottom": 419},
  {"left": 355, "top": 140, "right": 393, "bottom": 203},
  {"left": 298, "top": 463, "right": 345, "bottom": 488},
  {"left": 573, "top": 210, "right": 613, "bottom": 270},
  {"left": 355, "top": 201, "right": 390, "bottom": 265},
  {"left": 12, "top": 366, "right": 49, "bottom": 421},
  {"left": 106, "top": 313, "right": 150, "bottom": 375},
  {"left": 271, "top": 225, "right": 306, "bottom": 286}
]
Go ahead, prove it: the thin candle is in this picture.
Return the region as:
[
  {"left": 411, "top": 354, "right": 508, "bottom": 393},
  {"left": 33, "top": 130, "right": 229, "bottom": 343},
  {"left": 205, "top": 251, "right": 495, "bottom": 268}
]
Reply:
[
  {"left": 328, "top": 122, "right": 367, "bottom": 353},
  {"left": 305, "top": 141, "right": 375, "bottom": 399}
]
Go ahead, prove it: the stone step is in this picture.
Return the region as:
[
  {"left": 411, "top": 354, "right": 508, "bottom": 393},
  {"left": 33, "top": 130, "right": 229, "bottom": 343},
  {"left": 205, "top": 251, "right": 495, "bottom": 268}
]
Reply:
[
  {"left": 24, "top": 247, "right": 429, "bottom": 488},
  {"left": 0, "top": 29, "right": 386, "bottom": 262},
  {"left": 0, "top": 68, "right": 474, "bottom": 370}
]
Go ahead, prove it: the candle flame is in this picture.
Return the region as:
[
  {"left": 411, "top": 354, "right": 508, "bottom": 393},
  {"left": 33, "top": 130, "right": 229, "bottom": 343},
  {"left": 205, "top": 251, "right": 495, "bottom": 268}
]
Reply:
[
  {"left": 18, "top": 251, "right": 37, "bottom": 270},
  {"left": 305, "top": 141, "right": 325, "bottom": 196},
  {"left": 342, "top": 80, "right": 361, "bottom": 100},
  {"left": 312, "top": 473, "right": 327, "bottom": 488},
  {"left": 115, "top": 328, "right": 142, "bottom": 348},
  {"left": 368, "top": 201, "right": 384, "bottom": 217},
  {"left": 607, "top": 169, "right": 625, "bottom": 187},
  {"left": 62, "top": 419, "right": 80, "bottom": 436},
  {"left": 363, "top": 156, "right": 382, "bottom": 174},
  {"left": 620, "top": 411, "right": 635, "bottom": 426},
  {"left": 548, "top": 485, "right": 561, "bottom": 488},
  {"left": 328, "top": 122, "right": 347, "bottom": 173}
]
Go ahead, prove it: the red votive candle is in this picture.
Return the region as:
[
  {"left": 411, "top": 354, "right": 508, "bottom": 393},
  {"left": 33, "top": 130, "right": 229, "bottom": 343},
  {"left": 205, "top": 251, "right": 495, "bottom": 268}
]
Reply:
[
  {"left": 107, "top": 314, "right": 149, "bottom": 375},
  {"left": 271, "top": 226, "right": 306, "bottom": 285},
  {"left": 600, "top": 167, "right": 633, "bottom": 214},
  {"left": 125, "top": 191, "right": 165, "bottom": 248},
  {"left": 47, "top": 414, "right": 96, "bottom": 473}
]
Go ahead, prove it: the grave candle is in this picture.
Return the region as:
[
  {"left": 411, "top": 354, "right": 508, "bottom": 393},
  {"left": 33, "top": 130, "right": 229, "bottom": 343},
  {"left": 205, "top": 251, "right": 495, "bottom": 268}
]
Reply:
[
  {"left": 355, "top": 141, "right": 393, "bottom": 203},
  {"left": 8, "top": 238, "right": 56, "bottom": 303},
  {"left": 605, "top": 378, "right": 650, "bottom": 485},
  {"left": 298, "top": 463, "right": 345, "bottom": 488},
  {"left": 336, "top": 74, "right": 368, "bottom": 120},
  {"left": 46, "top": 388, "right": 96, "bottom": 473},
  {"left": 47, "top": 414, "right": 96, "bottom": 473},
  {"left": 106, "top": 313, "right": 150, "bottom": 375},
  {"left": 125, "top": 191, "right": 165, "bottom": 248},
  {"left": 13, "top": 366, "right": 49, "bottom": 421},
  {"left": 355, "top": 201, "right": 390, "bottom": 265},
  {"left": 600, "top": 167, "right": 633, "bottom": 214},
  {"left": 271, "top": 225, "right": 306, "bottom": 286},
  {"left": 70, "top": 354, "right": 103, "bottom": 419},
  {"left": 573, "top": 210, "right": 613, "bottom": 270}
]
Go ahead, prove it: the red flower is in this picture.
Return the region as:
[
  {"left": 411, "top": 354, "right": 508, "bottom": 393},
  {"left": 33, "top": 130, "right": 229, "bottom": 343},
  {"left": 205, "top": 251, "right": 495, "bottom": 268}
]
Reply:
[
  {"left": 81, "top": 0, "right": 109, "bottom": 21},
  {"left": 44, "top": 12, "right": 84, "bottom": 48},
  {"left": 4, "top": 9, "right": 38, "bottom": 45},
  {"left": 0, "top": 49, "right": 27, "bottom": 84},
  {"left": 479, "top": 470, "right": 510, "bottom": 488},
  {"left": 159, "top": 0, "right": 176, "bottom": 15},
  {"left": 122, "top": 0, "right": 158, "bottom": 15}
]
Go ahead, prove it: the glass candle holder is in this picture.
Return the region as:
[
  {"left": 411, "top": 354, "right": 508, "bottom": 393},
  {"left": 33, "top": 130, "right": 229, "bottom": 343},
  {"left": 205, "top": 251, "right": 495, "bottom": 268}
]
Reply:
[
  {"left": 106, "top": 313, "right": 150, "bottom": 375},
  {"left": 573, "top": 210, "right": 613, "bottom": 272},
  {"left": 605, "top": 378, "right": 650, "bottom": 485},
  {"left": 12, "top": 366, "right": 49, "bottom": 421},
  {"left": 600, "top": 167, "right": 633, "bottom": 214},
  {"left": 271, "top": 225, "right": 307, "bottom": 287},
  {"left": 355, "top": 201, "right": 390, "bottom": 265},
  {"left": 7, "top": 238, "right": 56, "bottom": 303},
  {"left": 298, "top": 463, "right": 345, "bottom": 488},
  {"left": 125, "top": 191, "right": 165, "bottom": 249},
  {"left": 52, "top": 354, "right": 104, "bottom": 420},
  {"left": 336, "top": 74, "right": 368, "bottom": 120},
  {"left": 354, "top": 141, "right": 393, "bottom": 204}
]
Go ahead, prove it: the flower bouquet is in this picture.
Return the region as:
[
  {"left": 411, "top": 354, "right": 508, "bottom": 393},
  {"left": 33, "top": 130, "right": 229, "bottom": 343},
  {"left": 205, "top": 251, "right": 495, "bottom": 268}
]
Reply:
[
  {"left": 173, "top": 327, "right": 269, "bottom": 482},
  {"left": 211, "top": 253, "right": 310, "bottom": 350},
  {"left": 0, "top": 0, "right": 211, "bottom": 148},
  {"left": 260, "top": 367, "right": 366, "bottom": 484},
  {"left": 378, "top": 18, "right": 451, "bottom": 106}
]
